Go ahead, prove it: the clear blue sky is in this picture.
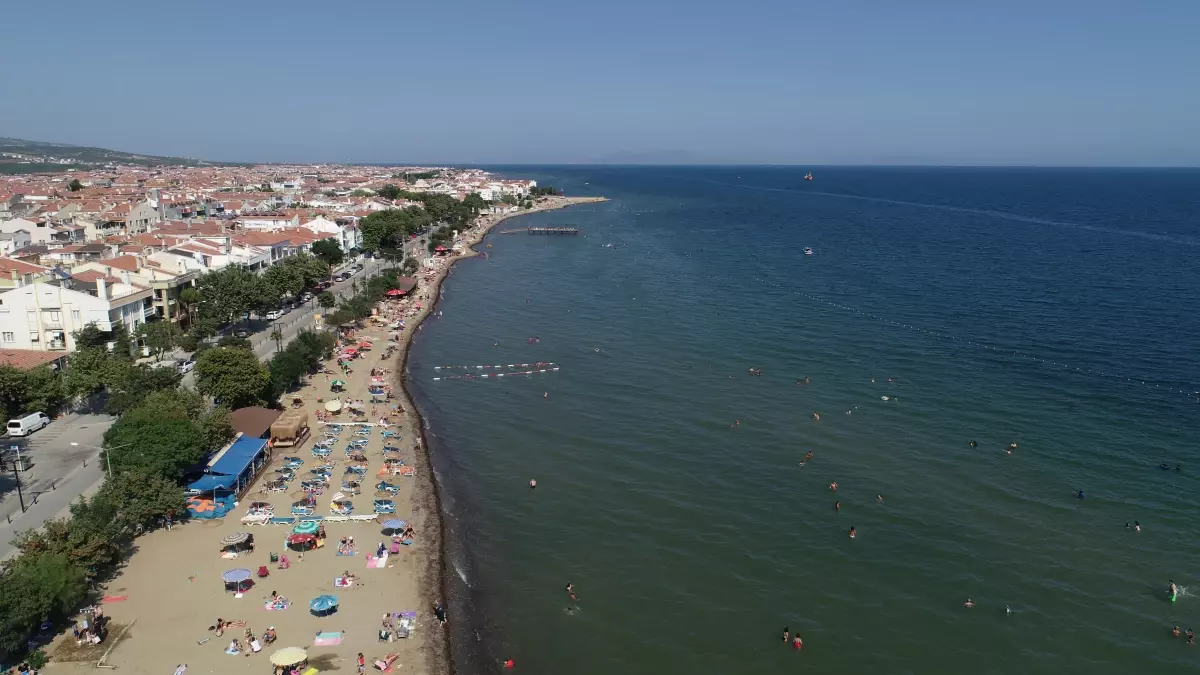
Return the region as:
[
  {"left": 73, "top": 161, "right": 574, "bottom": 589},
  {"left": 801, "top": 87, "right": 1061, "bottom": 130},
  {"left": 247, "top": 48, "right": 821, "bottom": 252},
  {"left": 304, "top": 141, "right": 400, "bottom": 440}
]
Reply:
[{"left": 2, "top": 0, "right": 1197, "bottom": 165}]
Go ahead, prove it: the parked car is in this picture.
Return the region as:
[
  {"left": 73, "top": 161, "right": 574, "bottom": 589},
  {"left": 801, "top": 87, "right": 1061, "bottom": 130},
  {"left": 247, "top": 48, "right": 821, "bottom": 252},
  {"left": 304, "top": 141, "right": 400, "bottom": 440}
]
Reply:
[
  {"left": 6, "top": 412, "right": 50, "bottom": 437},
  {"left": 177, "top": 358, "right": 196, "bottom": 374},
  {"left": 266, "top": 309, "right": 284, "bottom": 320},
  {"left": 234, "top": 329, "right": 250, "bottom": 338}
]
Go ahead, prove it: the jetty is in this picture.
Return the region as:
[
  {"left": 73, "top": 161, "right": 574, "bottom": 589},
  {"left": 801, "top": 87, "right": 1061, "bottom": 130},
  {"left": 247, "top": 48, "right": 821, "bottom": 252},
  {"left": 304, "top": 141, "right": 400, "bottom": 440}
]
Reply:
[{"left": 497, "top": 226, "right": 580, "bottom": 235}]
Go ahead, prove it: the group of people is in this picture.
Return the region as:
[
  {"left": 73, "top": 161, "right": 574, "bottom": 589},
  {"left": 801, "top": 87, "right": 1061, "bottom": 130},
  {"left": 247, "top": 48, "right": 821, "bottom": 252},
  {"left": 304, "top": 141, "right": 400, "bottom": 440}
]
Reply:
[
  {"left": 338, "top": 535, "right": 358, "bottom": 556},
  {"left": 1169, "top": 626, "right": 1196, "bottom": 644},
  {"left": 222, "top": 623, "right": 276, "bottom": 656}
]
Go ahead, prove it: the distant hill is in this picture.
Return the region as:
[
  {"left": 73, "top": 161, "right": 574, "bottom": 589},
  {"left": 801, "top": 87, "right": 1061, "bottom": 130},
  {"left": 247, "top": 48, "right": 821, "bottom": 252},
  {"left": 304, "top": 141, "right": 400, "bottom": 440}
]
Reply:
[{"left": 0, "top": 137, "right": 243, "bottom": 174}]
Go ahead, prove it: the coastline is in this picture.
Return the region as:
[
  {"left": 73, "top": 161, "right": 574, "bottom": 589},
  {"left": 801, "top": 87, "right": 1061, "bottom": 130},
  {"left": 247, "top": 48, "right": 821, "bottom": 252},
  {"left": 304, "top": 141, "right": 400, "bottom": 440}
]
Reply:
[{"left": 394, "top": 195, "right": 609, "bottom": 675}]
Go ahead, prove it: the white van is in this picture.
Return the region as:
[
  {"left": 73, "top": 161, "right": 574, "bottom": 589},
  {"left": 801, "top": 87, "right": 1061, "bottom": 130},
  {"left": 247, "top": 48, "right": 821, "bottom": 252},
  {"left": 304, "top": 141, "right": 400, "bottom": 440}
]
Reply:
[{"left": 6, "top": 412, "right": 50, "bottom": 437}]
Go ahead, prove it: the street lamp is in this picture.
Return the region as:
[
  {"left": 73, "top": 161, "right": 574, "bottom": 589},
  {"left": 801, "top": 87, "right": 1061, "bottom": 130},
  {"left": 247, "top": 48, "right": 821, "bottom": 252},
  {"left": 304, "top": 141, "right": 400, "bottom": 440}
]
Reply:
[{"left": 70, "top": 441, "right": 132, "bottom": 478}]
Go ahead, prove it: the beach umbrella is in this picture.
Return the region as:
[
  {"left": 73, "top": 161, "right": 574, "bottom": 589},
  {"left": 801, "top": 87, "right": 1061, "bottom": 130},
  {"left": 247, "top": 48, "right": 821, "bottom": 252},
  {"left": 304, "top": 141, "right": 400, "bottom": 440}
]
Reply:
[
  {"left": 309, "top": 594, "right": 339, "bottom": 616},
  {"left": 220, "top": 532, "right": 251, "bottom": 547},
  {"left": 374, "top": 490, "right": 392, "bottom": 499},
  {"left": 222, "top": 568, "right": 253, "bottom": 583},
  {"left": 293, "top": 520, "right": 320, "bottom": 535},
  {"left": 269, "top": 647, "right": 308, "bottom": 667},
  {"left": 379, "top": 518, "right": 406, "bottom": 529},
  {"left": 331, "top": 379, "right": 345, "bottom": 386},
  {"left": 291, "top": 490, "right": 312, "bottom": 500},
  {"left": 324, "top": 400, "right": 342, "bottom": 413}
]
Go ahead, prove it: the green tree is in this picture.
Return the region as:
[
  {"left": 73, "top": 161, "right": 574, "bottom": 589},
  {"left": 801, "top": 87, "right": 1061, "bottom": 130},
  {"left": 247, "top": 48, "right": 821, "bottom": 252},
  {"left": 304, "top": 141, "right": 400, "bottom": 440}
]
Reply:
[
  {"left": 137, "top": 320, "right": 182, "bottom": 359},
  {"left": 194, "top": 347, "right": 269, "bottom": 409},
  {"left": 310, "top": 239, "right": 344, "bottom": 279},
  {"left": 73, "top": 323, "right": 110, "bottom": 349},
  {"left": 0, "top": 365, "right": 64, "bottom": 417},
  {"left": 377, "top": 183, "right": 403, "bottom": 200},
  {"left": 0, "top": 552, "right": 87, "bottom": 653},
  {"left": 318, "top": 291, "right": 336, "bottom": 309},
  {"left": 67, "top": 178, "right": 83, "bottom": 192},
  {"left": 102, "top": 406, "right": 207, "bottom": 480},
  {"left": 350, "top": 188, "right": 371, "bottom": 197},
  {"left": 103, "top": 362, "right": 182, "bottom": 415},
  {"left": 200, "top": 405, "right": 235, "bottom": 451},
  {"left": 96, "top": 470, "right": 187, "bottom": 529},
  {"left": 400, "top": 257, "right": 419, "bottom": 276},
  {"left": 63, "top": 346, "right": 116, "bottom": 397},
  {"left": 179, "top": 286, "right": 202, "bottom": 327},
  {"left": 195, "top": 266, "right": 263, "bottom": 325}
]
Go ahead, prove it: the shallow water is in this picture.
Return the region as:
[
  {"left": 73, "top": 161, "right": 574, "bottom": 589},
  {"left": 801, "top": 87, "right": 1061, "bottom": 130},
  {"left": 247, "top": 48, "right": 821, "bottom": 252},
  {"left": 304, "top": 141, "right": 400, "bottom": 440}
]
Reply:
[{"left": 409, "top": 167, "right": 1200, "bottom": 674}]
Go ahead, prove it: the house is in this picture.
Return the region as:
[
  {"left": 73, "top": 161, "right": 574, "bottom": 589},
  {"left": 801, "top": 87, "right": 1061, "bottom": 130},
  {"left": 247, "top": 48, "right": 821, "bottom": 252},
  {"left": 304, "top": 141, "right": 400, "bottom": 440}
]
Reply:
[
  {"left": 301, "top": 216, "right": 361, "bottom": 253},
  {"left": 73, "top": 255, "right": 199, "bottom": 326},
  {"left": 126, "top": 200, "right": 162, "bottom": 234},
  {"left": 0, "top": 276, "right": 153, "bottom": 352},
  {"left": 0, "top": 229, "right": 32, "bottom": 255},
  {"left": 1, "top": 217, "right": 55, "bottom": 246},
  {"left": 0, "top": 258, "right": 51, "bottom": 290}
]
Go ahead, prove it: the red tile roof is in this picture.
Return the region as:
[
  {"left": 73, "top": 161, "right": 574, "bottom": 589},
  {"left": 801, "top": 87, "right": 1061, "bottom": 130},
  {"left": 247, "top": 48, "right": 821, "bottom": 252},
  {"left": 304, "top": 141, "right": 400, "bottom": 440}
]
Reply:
[{"left": 0, "top": 349, "right": 64, "bottom": 371}]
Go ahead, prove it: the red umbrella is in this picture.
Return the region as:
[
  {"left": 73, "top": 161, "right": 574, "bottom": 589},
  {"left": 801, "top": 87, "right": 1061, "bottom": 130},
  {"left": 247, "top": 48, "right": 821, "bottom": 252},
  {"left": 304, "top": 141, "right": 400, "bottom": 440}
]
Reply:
[
  {"left": 386, "top": 289, "right": 407, "bottom": 297},
  {"left": 435, "top": 245, "right": 448, "bottom": 252}
]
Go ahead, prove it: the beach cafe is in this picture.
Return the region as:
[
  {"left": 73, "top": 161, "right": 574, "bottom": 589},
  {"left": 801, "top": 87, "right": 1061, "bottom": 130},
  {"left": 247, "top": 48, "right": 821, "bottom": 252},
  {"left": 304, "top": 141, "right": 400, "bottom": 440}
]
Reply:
[{"left": 186, "top": 434, "right": 272, "bottom": 518}]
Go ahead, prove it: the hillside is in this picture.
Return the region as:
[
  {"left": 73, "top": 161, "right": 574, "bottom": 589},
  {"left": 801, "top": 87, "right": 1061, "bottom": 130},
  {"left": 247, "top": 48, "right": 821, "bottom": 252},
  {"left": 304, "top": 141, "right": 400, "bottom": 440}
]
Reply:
[{"left": 0, "top": 137, "right": 241, "bottom": 174}]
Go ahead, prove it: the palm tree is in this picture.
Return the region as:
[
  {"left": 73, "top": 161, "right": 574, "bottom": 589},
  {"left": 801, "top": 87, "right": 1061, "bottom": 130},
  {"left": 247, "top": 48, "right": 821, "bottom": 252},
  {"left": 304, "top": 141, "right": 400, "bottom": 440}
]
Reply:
[{"left": 179, "top": 287, "right": 201, "bottom": 328}]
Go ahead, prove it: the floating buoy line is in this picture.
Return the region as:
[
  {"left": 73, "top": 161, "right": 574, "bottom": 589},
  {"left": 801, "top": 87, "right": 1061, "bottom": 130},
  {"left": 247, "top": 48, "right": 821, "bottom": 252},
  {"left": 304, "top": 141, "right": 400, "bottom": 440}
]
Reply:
[{"left": 433, "top": 363, "right": 561, "bottom": 382}]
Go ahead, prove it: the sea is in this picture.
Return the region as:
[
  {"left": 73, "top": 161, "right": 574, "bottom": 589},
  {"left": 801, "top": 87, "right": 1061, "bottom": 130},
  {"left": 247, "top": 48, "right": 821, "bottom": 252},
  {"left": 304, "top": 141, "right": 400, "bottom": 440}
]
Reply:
[{"left": 406, "top": 166, "right": 1200, "bottom": 675}]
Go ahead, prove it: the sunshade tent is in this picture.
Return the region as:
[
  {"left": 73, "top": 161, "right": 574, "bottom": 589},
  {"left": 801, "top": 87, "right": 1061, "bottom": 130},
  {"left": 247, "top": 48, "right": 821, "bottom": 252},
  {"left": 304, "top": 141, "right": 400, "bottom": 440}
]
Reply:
[
  {"left": 269, "top": 647, "right": 308, "bottom": 667},
  {"left": 293, "top": 520, "right": 320, "bottom": 535},
  {"left": 324, "top": 400, "right": 342, "bottom": 413},
  {"left": 220, "top": 532, "right": 251, "bottom": 547},
  {"left": 310, "top": 594, "right": 339, "bottom": 616}
]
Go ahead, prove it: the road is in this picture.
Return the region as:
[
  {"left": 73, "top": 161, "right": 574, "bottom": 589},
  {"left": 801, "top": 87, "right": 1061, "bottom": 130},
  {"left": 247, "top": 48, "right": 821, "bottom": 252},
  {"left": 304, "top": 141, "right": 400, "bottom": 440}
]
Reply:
[
  {"left": 0, "top": 258, "right": 389, "bottom": 560},
  {"left": 0, "top": 413, "right": 112, "bottom": 560}
]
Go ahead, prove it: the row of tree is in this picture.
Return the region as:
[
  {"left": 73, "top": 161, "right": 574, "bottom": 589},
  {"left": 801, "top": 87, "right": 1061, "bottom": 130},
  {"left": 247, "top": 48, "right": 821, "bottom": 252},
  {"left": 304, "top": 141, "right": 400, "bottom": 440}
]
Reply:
[{"left": 358, "top": 190, "right": 487, "bottom": 255}]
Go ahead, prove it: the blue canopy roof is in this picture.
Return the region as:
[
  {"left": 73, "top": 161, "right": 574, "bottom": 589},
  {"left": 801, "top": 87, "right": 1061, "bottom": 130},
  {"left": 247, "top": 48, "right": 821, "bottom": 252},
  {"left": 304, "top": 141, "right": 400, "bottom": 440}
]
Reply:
[
  {"left": 188, "top": 473, "right": 236, "bottom": 492},
  {"left": 208, "top": 436, "right": 269, "bottom": 478}
]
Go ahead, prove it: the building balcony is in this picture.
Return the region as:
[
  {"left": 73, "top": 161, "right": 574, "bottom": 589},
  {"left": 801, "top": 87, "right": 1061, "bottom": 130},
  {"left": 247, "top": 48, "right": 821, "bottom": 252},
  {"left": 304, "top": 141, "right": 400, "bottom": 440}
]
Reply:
[
  {"left": 42, "top": 319, "right": 63, "bottom": 329},
  {"left": 47, "top": 340, "right": 67, "bottom": 351}
]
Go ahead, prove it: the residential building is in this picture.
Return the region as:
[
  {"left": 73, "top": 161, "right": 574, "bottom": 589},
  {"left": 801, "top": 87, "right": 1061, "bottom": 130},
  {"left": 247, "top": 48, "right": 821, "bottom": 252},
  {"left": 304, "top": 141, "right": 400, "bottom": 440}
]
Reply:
[{"left": 0, "top": 276, "right": 152, "bottom": 352}]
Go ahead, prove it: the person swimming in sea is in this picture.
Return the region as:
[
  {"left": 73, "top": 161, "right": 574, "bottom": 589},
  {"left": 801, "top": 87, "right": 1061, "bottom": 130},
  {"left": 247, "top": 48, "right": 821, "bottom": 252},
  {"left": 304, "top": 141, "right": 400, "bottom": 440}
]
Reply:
[
  {"left": 782, "top": 626, "right": 789, "bottom": 643},
  {"left": 963, "top": 598, "right": 975, "bottom": 608},
  {"left": 848, "top": 526, "right": 856, "bottom": 539},
  {"left": 730, "top": 419, "right": 740, "bottom": 429},
  {"left": 792, "top": 635, "right": 803, "bottom": 650},
  {"left": 969, "top": 440, "right": 977, "bottom": 448},
  {"left": 876, "top": 494, "right": 884, "bottom": 504},
  {"left": 812, "top": 412, "right": 821, "bottom": 421},
  {"left": 1172, "top": 625, "right": 1182, "bottom": 637},
  {"left": 1135, "top": 521, "right": 1141, "bottom": 532},
  {"left": 804, "top": 451, "right": 814, "bottom": 462},
  {"left": 1169, "top": 580, "right": 1178, "bottom": 601},
  {"left": 1076, "top": 490, "right": 1086, "bottom": 499},
  {"left": 565, "top": 583, "right": 577, "bottom": 601},
  {"left": 829, "top": 481, "right": 838, "bottom": 492}
]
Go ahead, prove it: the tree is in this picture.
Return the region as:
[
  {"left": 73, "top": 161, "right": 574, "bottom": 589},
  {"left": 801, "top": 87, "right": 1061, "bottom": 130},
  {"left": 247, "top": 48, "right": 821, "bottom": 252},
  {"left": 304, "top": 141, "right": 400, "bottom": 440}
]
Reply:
[
  {"left": 350, "top": 188, "right": 372, "bottom": 197},
  {"left": 95, "top": 470, "right": 187, "bottom": 530},
  {"left": 311, "top": 239, "right": 344, "bottom": 279},
  {"left": 103, "top": 362, "right": 181, "bottom": 415},
  {"left": 179, "top": 286, "right": 201, "bottom": 327},
  {"left": 73, "top": 323, "right": 110, "bottom": 349},
  {"left": 102, "top": 406, "right": 207, "bottom": 480},
  {"left": 400, "top": 257, "right": 419, "bottom": 276},
  {"left": 0, "top": 365, "right": 64, "bottom": 418},
  {"left": 318, "top": 291, "right": 336, "bottom": 309},
  {"left": 499, "top": 193, "right": 518, "bottom": 205},
  {"left": 195, "top": 266, "right": 264, "bottom": 325},
  {"left": 200, "top": 405, "right": 235, "bottom": 451},
  {"left": 63, "top": 346, "right": 116, "bottom": 397},
  {"left": 194, "top": 347, "right": 269, "bottom": 409},
  {"left": 137, "top": 320, "right": 182, "bottom": 359},
  {"left": 377, "top": 183, "right": 403, "bottom": 200},
  {"left": 67, "top": 178, "right": 83, "bottom": 192},
  {"left": 0, "top": 552, "right": 87, "bottom": 653}
]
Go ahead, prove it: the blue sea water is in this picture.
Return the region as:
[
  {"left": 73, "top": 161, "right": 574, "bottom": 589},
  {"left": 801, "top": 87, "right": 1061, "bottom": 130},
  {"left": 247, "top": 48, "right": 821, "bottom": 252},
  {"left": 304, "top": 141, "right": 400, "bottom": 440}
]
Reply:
[{"left": 407, "top": 167, "right": 1200, "bottom": 674}]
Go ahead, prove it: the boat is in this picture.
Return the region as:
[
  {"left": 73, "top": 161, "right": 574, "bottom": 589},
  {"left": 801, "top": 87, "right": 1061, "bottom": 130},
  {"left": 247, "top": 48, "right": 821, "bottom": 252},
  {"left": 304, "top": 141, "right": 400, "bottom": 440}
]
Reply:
[
  {"left": 804, "top": 172, "right": 813, "bottom": 181},
  {"left": 803, "top": 247, "right": 814, "bottom": 256}
]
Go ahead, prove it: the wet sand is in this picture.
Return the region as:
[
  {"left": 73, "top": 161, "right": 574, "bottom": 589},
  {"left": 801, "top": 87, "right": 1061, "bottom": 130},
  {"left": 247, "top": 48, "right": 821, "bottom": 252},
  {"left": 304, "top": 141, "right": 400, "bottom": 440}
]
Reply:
[{"left": 44, "top": 196, "right": 606, "bottom": 675}]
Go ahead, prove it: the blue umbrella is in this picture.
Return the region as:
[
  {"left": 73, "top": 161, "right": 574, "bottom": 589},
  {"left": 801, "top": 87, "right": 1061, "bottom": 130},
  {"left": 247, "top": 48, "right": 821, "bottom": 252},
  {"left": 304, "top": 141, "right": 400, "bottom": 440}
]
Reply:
[
  {"left": 222, "top": 568, "right": 253, "bottom": 583},
  {"left": 380, "top": 518, "right": 406, "bottom": 530},
  {"left": 310, "top": 594, "right": 339, "bottom": 616}
]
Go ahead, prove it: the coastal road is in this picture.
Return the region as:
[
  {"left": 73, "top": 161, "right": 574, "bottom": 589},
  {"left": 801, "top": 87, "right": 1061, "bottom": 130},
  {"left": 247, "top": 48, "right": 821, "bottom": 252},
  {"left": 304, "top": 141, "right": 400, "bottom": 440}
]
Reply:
[{"left": 0, "top": 413, "right": 113, "bottom": 561}]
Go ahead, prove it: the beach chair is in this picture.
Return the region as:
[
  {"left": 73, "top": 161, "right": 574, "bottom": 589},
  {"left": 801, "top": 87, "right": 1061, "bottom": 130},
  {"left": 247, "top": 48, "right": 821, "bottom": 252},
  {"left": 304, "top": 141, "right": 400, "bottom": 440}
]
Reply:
[
  {"left": 283, "top": 457, "right": 304, "bottom": 469},
  {"left": 373, "top": 499, "right": 396, "bottom": 514}
]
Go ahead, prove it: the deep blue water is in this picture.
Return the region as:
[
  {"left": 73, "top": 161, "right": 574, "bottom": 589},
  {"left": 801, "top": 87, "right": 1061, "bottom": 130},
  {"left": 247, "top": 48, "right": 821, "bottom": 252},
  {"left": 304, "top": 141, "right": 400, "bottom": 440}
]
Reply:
[{"left": 409, "top": 167, "right": 1200, "bottom": 674}]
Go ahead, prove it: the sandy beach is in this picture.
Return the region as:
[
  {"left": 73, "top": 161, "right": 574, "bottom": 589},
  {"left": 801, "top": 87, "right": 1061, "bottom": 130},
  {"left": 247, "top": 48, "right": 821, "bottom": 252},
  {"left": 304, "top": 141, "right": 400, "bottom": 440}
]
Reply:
[{"left": 43, "top": 195, "right": 606, "bottom": 675}]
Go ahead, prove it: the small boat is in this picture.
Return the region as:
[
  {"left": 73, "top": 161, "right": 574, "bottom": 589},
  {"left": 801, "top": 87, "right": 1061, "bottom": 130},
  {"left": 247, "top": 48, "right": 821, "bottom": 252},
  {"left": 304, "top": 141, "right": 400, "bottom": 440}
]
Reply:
[
  {"left": 803, "top": 247, "right": 814, "bottom": 256},
  {"left": 804, "top": 172, "right": 813, "bottom": 181}
]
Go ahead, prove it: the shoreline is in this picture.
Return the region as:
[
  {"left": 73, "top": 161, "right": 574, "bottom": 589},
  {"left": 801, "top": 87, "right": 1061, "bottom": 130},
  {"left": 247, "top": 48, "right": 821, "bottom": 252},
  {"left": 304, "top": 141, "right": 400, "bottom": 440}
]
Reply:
[{"left": 394, "top": 196, "right": 609, "bottom": 675}]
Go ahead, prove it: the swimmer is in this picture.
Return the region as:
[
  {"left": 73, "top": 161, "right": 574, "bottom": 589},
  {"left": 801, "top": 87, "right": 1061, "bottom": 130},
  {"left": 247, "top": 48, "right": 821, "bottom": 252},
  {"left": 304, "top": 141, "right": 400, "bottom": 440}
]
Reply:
[
  {"left": 782, "top": 627, "right": 789, "bottom": 643},
  {"left": 876, "top": 494, "right": 883, "bottom": 504},
  {"left": 792, "top": 635, "right": 803, "bottom": 650},
  {"left": 1005, "top": 605, "right": 1012, "bottom": 615},
  {"left": 964, "top": 598, "right": 974, "bottom": 608},
  {"left": 730, "top": 420, "right": 740, "bottom": 429},
  {"left": 1135, "top": 521, "right": 1141, "bottom": 532},
  {"left": 1177, "top": 464, "right": 1183, "bottom": 472},
  {"left": 834, "top": 500, "right": 840, "bottom": 511},
  {"left": 969, "top": 440, "right": 977, "bottom": 448},
  {"left": 594, "top": 348, "right": 600, "bottom": 353},
  {"left": 848, "top": 526, "right": 856, "bottom": 539},
  {"left": 846, "top": 409, "right": 852, "bottom": 415},
  {"left": 804, "top": 451, "right": 813, "bottom": 462},
  {"left": 812, "top": 412, "right": 820, "bottom": 421},
  {"left": 1172, "top": 625, "right": 1182, "bottom": 637},
  {"left": 493, "top": 342, "right": 499, "bottom": 348},
  {"left": 529, "top": 479, "right": 537, "bottom": 489},
  {"left": 829, "top": 481, "right": 838, "bottom": 492},
  {"left": 543, "top": 392, "right": 548, "bottom": 399},
  {"left": 1187, "top": 628, "right": 1195, "bottom": 644},
  {"left": 1076, "top": 490, "right": 1085, "bottom": 499},
  {"left": 1169, "top": 579, "right": 1178, "bottom": 600},
  {"left": 803, "top": 376, "right": 810, "bottom": 385},
  {"left": 565, "top": 583, "right": 576, "bottom": 601}
]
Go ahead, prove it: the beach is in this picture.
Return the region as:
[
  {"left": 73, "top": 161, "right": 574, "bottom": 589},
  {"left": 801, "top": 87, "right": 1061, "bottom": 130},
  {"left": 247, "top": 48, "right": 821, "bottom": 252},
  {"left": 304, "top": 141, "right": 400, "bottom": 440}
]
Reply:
[{"left": 41, "top": 195, "right": 606, "bottom": 675}]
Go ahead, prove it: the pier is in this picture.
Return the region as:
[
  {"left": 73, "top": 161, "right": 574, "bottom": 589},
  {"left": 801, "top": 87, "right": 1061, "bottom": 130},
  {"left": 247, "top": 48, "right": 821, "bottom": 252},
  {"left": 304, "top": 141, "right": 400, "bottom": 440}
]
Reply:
[{"left": 497, "top": 226, "right": 580, "bottom": 235}]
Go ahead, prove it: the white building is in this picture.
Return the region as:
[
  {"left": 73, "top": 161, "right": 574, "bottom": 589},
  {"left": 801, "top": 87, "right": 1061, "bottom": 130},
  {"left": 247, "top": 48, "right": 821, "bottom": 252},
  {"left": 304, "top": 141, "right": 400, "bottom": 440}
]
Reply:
[
  {"left": 1, "top": 218, "right": 55, "bottom": 246},
  {"left": 0, "top": 276, "right": 152, "bottom": 352},
  {"left": 301, "top": 216, "right": 361, "bottom": 253}
]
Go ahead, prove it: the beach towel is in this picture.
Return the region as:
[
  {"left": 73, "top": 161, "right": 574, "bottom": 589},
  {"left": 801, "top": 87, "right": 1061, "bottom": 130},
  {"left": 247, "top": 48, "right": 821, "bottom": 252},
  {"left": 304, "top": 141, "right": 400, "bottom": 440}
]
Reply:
[
  {"left": 103, "top": 595, "right": 128, "bottom": 603},
  {"left": 366, "top": 553, "right": 388, "bottom": 569},
  {"left": 334, "top": 577, "right": 355, "bottom": 588},
  {"left": 313, "top": 631, "right": 343, "bottom": 646}
]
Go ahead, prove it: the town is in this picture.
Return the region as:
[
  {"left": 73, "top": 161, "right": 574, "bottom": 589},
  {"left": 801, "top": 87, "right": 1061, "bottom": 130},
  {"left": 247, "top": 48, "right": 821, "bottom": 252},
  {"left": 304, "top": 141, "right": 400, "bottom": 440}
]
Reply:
[{"left": 0, "top": 159, "right": 579, "bottom": 675}]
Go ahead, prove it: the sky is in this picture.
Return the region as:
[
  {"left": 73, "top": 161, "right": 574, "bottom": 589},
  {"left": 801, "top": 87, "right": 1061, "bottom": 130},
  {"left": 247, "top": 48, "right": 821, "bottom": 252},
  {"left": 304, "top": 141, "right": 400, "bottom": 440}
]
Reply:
[{"left": 2, "top": 0, "right": 1198, "bottom": 166}]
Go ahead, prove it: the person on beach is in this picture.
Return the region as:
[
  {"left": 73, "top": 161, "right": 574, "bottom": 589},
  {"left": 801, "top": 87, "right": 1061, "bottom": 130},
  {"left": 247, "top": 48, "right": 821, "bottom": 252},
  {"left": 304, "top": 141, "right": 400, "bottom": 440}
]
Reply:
[
  {"left": 357, "top": 653, "right": 366, "bottom": 674},
  {"left": 434, "top": 602, "right": 448, "bottom": 624}
]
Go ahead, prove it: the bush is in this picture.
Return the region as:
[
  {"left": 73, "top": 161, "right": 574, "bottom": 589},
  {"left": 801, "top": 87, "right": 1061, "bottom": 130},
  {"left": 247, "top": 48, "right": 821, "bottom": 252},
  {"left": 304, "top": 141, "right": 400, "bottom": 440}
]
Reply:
[{"left": 177, "top": 333, "right": 199, "bottom": 352}]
